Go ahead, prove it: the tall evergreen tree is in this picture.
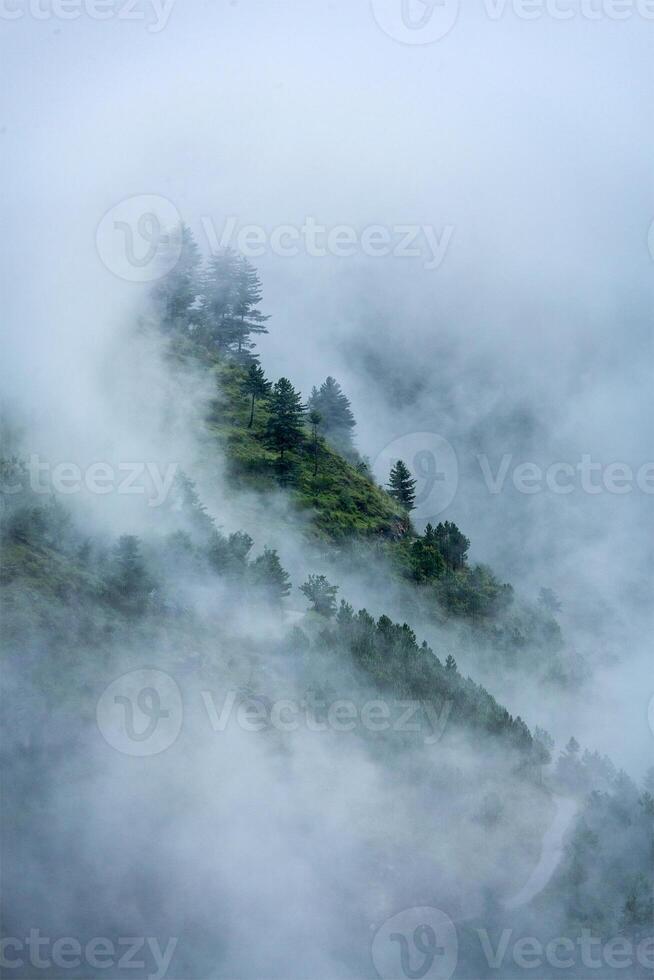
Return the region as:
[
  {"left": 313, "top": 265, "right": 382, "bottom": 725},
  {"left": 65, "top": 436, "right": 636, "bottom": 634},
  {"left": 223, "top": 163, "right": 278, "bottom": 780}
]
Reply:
[
  {"left": 300, "top": 574, "right": 339, "bottom": 618},
  {"left": 387, "top": 459, "right": 417, "bottom": 511},
  {"left": 410, "top": 523, "right": 446, "bottom": 582},
  {"left": 153, "top": 223, "right": 202, "bottom": 329},
  {"left": 198, "top": 250, "right": 270, "bottom": 357},
  {"left": 264, "top": 378, "right": 305, "bottom": 464},
  {"left": 232, "top": 256, "right": 270, "bottom": 357},
  {"left": 307, "top": 377, "right": 356, "bottom": 453},
  {"left": 105, "top": 535, "right": 153, "bottom": 614},
  {"left": 433, "top": 521, "right": 470, "bottom": 570},
  {"left": 309, "top": 409, "right": 322, "bottom": 477},
  {"left": 207, "top": 529, "right": 253, "bottom": 579},
  {"left": 248, "top": 547, "right": 291, "bottom": 603},
  {"left": 243, "top": 363, "right": 271, "bottom": 427},
  {"left": 169, "top": 471, "right": 215, "bottom": 539},
  {"left": 199, "top": 248, "right": 241, "bottom": 350}
]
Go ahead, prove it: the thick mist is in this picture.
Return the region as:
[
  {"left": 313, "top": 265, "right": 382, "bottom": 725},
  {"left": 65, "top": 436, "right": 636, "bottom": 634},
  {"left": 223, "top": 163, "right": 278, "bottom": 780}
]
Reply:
[{"left": 1, "top": 3, "right": 653, "bottom": 979}]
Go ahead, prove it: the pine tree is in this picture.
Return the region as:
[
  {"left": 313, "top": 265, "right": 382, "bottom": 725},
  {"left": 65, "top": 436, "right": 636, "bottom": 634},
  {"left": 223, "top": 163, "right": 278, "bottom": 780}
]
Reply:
[
  {"left": 410, "top": 523, "right": 446, "bottom": 582},
  {"left": 309, "top": 409, "right": 322, "bottom": 477},
  {"left": 433, "top": 521, "right": 470, "bottom": 570},
  {"left": 387, "top": 460, "right": 417, "bottom": 511},
  {"left": 244, "top": 363, "right": 271, "bottom": 428},
  {"left": 105, "top": 535, "right": 153, "bottom": 614},
  {"left": 207, "top": 529, "right": 253, "bottom": 579},
  {"left": 307, "top": 377, "right": 356, "bottom": 453},
  {"left": 232, "top": 256, "right": 270, "bottom": 357},
  {"left": 264, "top": 378, "right": 305, "bottom": 464},
  {"left": 249, "top": 547, "right": 291, "bottom": 603},
  {"left": 170, "top": 471, "right": 215, "bottom": 539},
  {"left": 153, "top": 223, "right": 202, "bottom": 329},
  {"left": 199, "top": 251, "right": 270, "bottom": 357},
  {"left": 199, "top": 248, "right": 240, "bottom": 350},
  {"left": 300, "top": 574, "right": 339, "bottom": 618}
]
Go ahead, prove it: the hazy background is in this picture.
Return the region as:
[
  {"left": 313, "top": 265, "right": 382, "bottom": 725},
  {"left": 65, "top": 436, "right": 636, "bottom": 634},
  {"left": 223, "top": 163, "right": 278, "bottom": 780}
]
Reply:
[{"left": 2, "top": 0, "right": 653, "bottom": 769}]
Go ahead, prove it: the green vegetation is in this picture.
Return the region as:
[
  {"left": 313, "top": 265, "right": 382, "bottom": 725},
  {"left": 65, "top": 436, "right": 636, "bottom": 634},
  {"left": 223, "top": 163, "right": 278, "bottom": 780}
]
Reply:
[
  {"left": 387, "top": 459, "right": 417, "bottom": 511},
  {"left": 307, "top": 376, "right": 356, "bottom": 455},
  {"left": 154, "top": 235, "right": 571, "bottom": 671},
  {"left": 300, "top": 574, "right": 339, "bottom": 617}
]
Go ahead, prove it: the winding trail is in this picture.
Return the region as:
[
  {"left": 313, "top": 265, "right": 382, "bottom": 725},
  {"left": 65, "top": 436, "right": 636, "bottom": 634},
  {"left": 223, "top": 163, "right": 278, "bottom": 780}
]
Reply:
[{"left": 503, "top": 795, "right": 578, "bottom": 910}]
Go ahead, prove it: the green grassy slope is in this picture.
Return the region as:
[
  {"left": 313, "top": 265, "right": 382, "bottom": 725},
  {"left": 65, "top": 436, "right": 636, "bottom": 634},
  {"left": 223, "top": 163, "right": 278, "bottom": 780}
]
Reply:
[{"left": 170, "top": 336, "right": 407, "bottom": 541}]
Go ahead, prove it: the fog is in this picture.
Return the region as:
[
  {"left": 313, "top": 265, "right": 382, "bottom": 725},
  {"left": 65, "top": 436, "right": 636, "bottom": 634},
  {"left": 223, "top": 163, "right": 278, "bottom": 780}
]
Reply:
[{"left": 1, "top": 2, "right": 653, "bottom": 978}]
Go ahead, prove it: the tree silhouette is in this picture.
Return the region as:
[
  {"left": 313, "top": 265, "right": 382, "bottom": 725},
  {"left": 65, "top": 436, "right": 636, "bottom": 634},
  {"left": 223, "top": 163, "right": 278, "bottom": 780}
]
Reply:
[
  {"left": 300, "top": 574, "right": 339, "bottom": 617},
  {"left": 264, "top": 378, "right": 305, "bottom": 464},
  {"left": 308, "top": 377, "right": 356, "bottom": 453},
  {"left": 388, "top": 459, "right": 416, "bottom": 511},
  {"left": 244, "top": 363, "right": 271, "bottom": 428},
  {"left": 309, "top": 409, "right": 322, "bottom": 477},
  {"left": 249, "top": 547, "right": 291, "bottom": 603}
]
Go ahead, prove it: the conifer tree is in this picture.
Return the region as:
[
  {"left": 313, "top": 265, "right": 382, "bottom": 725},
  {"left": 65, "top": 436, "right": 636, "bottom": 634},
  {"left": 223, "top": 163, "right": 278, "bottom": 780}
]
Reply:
[
  {"left": 300, "top": 574, "right": 339, "bottom": 618},
  {"left": 170, "top": 471, "right": 215, "bottom": 538},
  {"left": 153, "top": 223, "right": 202, "bottom": 329},
  {"left": 309, "top": 409, "right": 322, "bottom": 477},
  {"left": 307, "top": 377, "right": 356, "bottom": 453},
  {"left": 199, "top": 250, "right": 270, "bottom": 357},
  {"left": 232, "top": 256, "right": 270, "bottom": 357},
  {"left": 207, "top": 529, "right": 253, "bottom": 579},
  {"left": 433, "top": 521, "right": 470, "bottom": 570},
  {"left": 249, "top": 547, "right": 291, "bottom": 603},
  {"left": 264, "top": 378, "right": 305, "bottom": 464},
  {"left": 387, "top": 459, "right": 417, "bottom": 511},
  {"left": 244, "top": 363, "right": 271, "bottom": 427},
  {"left": 200, "top": 248, "right": 240, "bottom": 350},
  {"left": 105, "top": 535, "right": 153, "bottom": 614},
  {"left": 410, "top": 523, "right": 446, "bottom": 582}
]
